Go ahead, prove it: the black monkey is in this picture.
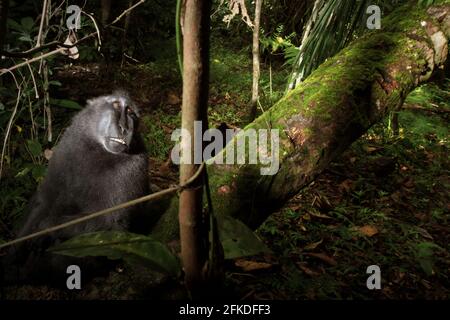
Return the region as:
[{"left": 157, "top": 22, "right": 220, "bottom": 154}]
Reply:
[{"left": 2, "top": 91, "right": 150, "bottom": 285}]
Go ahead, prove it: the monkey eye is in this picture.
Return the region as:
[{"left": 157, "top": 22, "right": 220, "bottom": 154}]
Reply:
[
  {"left": 126, "top": 106, "right": 135, "bottom": 115},
  {"left": 112, "top": 101, "right": 121, "bottom": 110}
]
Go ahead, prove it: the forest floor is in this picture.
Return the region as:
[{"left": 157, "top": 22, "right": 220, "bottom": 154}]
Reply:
[{"left": 1, "top": 40, "right": 449, "bottom": 299}]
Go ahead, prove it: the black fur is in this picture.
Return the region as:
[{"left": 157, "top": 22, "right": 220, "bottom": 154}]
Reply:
[{"left": 2, "top": 91, "right": 150, "bottom": 286}]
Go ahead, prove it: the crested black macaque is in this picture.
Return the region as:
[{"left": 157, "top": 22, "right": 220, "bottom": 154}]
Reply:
[{"left": 1, "top": 91, "right": 150, "bottom": 286}]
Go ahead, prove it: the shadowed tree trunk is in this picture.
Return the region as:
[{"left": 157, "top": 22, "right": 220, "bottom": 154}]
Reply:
[
  {"left": 152, "top": 4, "right": 450, "bottom": 241},
  {"left": 100, "top": 0, "right": 112, "bottom": 78},
  {"left": 0, "top": 0, "right": 8, "bottom": 52}
]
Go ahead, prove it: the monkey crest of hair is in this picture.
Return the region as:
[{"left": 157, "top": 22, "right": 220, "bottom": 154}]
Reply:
[{"left": 1, "top": 90, "right": 151, "bottom": 286}]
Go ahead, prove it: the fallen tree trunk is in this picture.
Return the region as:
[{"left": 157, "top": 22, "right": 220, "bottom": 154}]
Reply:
[{"left": 152, "top": 4, "right": 450, "bottom": 240}]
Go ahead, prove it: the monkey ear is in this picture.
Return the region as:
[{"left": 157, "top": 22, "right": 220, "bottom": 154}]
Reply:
[{"left": 86, "top": 96, "right": 108, "bottom": 108}]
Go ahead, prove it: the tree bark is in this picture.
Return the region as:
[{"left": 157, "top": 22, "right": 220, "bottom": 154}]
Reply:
[
  {"left": 179, "top": 0, "right": 211, "bottom": 297},
  {"left": 249, "top": 0, "right": 263, "bottom": 121},
  {"left": 152, "top": 4, "right": 450, "bottom": 240}
]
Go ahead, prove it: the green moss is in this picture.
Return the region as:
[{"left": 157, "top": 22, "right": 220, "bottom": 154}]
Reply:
[{"left": 383, "top": 4, "right": 430, "bottom": 34}]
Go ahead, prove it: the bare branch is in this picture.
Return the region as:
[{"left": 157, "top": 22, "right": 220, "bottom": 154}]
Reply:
[
  {"left": 1, "top": 31, "right": 97, "bottom": 58},
  {"left": 108, "top": 0, "right": 145, "bottom": 26},
  {"left": 35, "top": 0, "right": 49, "bottom": 48},
  {"left": 0, "top": 32, "right": 98, "bottom": 75},
  {"left": 1, "top": 47, "right": 65, "bottom": 75},
  {"left": 26, "top": 62, "right": 39, "bottom": 99}
]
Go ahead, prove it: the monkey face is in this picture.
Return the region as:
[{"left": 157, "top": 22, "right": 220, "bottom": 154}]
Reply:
[{"left": 88, "top": 91, "right": 140, "bottom": 154}]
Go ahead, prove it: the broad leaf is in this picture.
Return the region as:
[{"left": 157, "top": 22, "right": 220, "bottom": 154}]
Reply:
[
  {"left": 217, "top": 215, "right": 270, "bottom": 259},
  {"left": 26, "top": 139, "right": 42, "bottom": 157},
  {"left": 50, "top": 98, "right": 82, "bottom": 110},
  {"left": 49, "top": 231, "right": 181, "bottom": 277},
  {"left": 20, "top": 17, "right": 34, "bottom": 32},
  {"left": 31, "top": 164, "right": 46, "bottom": 181}
]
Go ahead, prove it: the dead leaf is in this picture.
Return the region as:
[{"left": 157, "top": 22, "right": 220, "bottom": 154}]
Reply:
[
  {"left": 363, "top": 145, "right": 380, "bottom": 153},
  {"left": 167, "top": 92, "right": 181, "bottom": 105},
  {"left": 289, "top": 203, "right": 302, "bottom": 211},
  {"left": 218, "top": 185, "right": 231, "bottom": 194},
  {"left": 390, "top": 191, "right": 403, "bottom": 204},
  {"left": 414, "top": 212, "right": 428, "bottom": 221},
  {"left": 296, "top": 262, "right": 321, "bottom": 276},
  {"left": 44, "top": 149, "right": 53, "bottom": 160},
  {"left": 304, "top": 252, "right": 337, "bottom": 266},
  {"left": 62, "top": 33, "right": 79, "bottom": 59},
  {"left": 235, "top": 259, "right": 272, "bottom": 272},
  {"left": 312, "top": 194, "right": 332, "bottom": 211},
  {"left": 354, "top": 225, "right": 379, "bottom": 237},
  {"left": 415, "top": 227, "right": 433, "bottom": 240},
  {"left": 403, "top": 178, "right": 415, "bottom": 189},
  {"left": 161, "top": 125, "right": 173, "bottom": 134},
  {"left": 309, "top": 211, "right": 332, "bottom": 219},
  {"left": 339, "top": 179, "right": 354, "bottom": 193},
  {"left": 304, "top": 239, "right": 323, "bottom": 250}
]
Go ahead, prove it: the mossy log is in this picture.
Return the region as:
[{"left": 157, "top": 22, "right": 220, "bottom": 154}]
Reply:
[{"left": 152, "top": 4, "right": 450, "bottom": 241}]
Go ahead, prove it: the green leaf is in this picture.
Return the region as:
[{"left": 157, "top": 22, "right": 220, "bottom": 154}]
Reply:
[
  {"left": 31, "top": 164, "right": 46, "bottom": 181},
  {"left": 418, "top": 258, "right": 434, "bottom": 276},
  {"left": 15, "top": 166, "right": 31, "bottom": 178},
  {"left": 7, "top": 18, "right": 23, "bottom": 32},
  {"left": 414, "top": 241, "right": 442, "bottom": 276},
  {"left": 20, "top": 17, "right": 34, "bottom": 32},
  {"left": 48, "top": 80, "right": 62, "bottom": 87},
  {"left": 217, "top": 215, "right": 270, "bottom": 259},
  {"left": 50, "top": 98, "right": 82, "bottom": 110},
  {"left": 18, "top": 35, "right": 32, "bottom": 42},
  {"left": 48, "top": 231, "right": 181, "bottom": 277},
  {"left": 26, "top": 139, "right": 42, "bottom": 157}
]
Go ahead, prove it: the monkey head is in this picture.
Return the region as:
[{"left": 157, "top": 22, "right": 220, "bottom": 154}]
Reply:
[{"left": 85, "top": 90, "right": 140, "bottom": 154}]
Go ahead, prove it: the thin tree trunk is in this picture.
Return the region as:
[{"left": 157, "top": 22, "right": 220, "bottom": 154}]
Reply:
[
  {"left": 0, "top": 0, "right": 9, "bottom": 58},
  {"left": 100, "top": 0, "right": 112, "bottom": 77},
  {"left": 179, "top": 0, "right": 211, "bottom": 298},
  {"left": 101, "top": 0, "right": 111, "bottom": 26},
  {"left": 249, "top": 0, "right": 263, "bottom": 122},
  {"left": 121, "top": 0, "right": 133, "bottom": 64}
]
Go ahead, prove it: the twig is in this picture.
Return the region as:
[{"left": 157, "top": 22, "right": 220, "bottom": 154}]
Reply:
[
  {"left": 1, "top": 31, "right": 97, "bottom": 58},
  {"left": 35, "top": 0, "right": 49, "bottom": 48},
  {"left": 403, "top": 103, "right": 450, "bottom": 114},
  {"left": 82, "top": 10, "right": 102, "bottom": 48},
  {"left": 50, "top": 0, "right": 67, "bottom": 20},
  {"left": 42, "top": 61, "right": 53, "bottom": 142},
  {"left": 2, "top": 41, "right": 72, "bottom": 58},
  {"left": 108, "top": 0, "right": 145, "bottom": 26},
  {"left": 0, "top": 32, "right": 98, "bottom": 75},
  {"left": 0, "top": 47, "right": 65, "bottom": 75},
  {"left": 0, "top": 71, "right": 21, "bottom": 181},
  {"left": 26, "top": 62, "right": 39, "bottom": 99}
]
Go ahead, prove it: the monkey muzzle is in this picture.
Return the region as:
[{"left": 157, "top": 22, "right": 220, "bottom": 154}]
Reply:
[{"left": 109, "top": 137, "right": 127, "bottom": 146}]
